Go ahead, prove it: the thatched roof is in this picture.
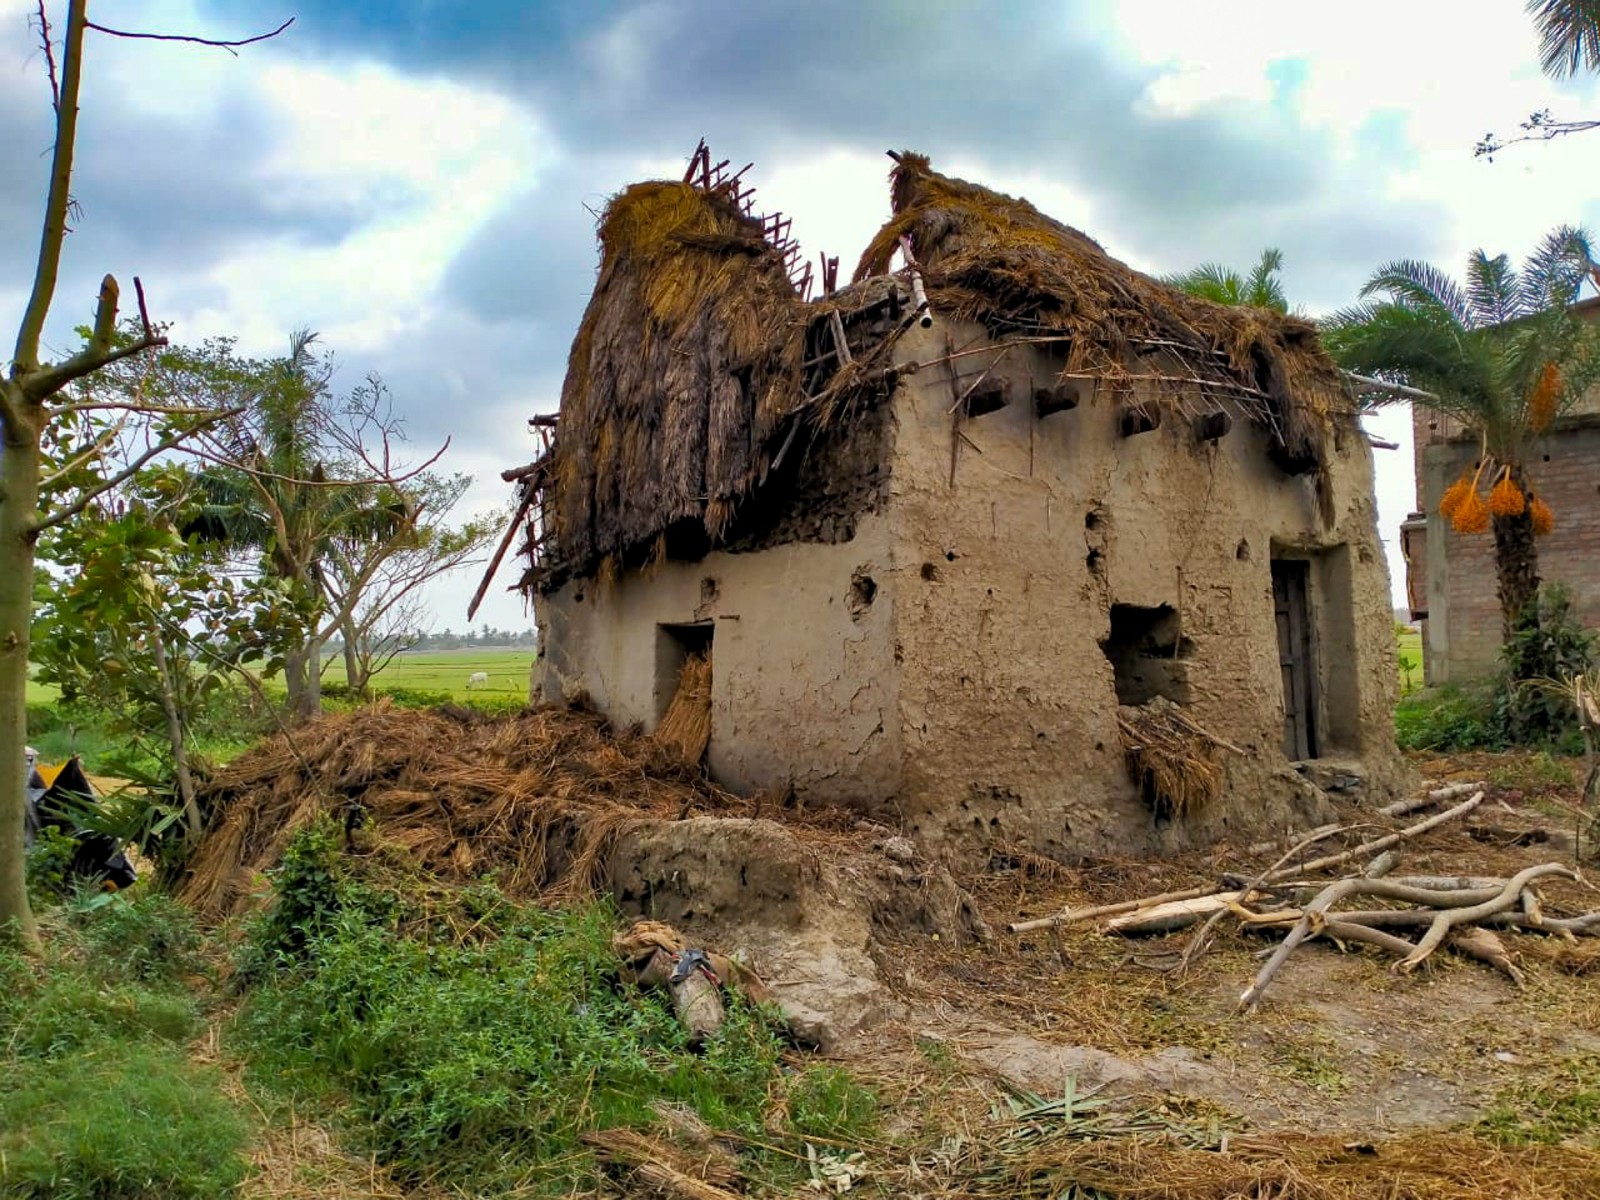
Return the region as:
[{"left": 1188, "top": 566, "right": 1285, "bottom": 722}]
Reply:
[
  {"left": 855, "top": 151, "right": 1346, "bottom": 475},
  {"left": 529, "top": 150, "right": 1352, "bottom": 590},
  {"left": 547, "top": 179, "right": 813, "bottom": 581}
]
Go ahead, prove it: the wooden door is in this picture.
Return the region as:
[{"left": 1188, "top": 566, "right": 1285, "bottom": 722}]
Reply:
[{"left": 1272, "top": 561, "right": 1317, "bottom": 760}]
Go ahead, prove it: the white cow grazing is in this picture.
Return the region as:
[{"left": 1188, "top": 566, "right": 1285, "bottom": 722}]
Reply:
[{"left": 466, "top": 671, "right": 489, "bottom": 690}]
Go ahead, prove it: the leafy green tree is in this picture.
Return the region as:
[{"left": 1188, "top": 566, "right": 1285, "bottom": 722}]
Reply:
[
  {"left": 3, "top": 3, "right": 285, "bottom": 950},
  {"left": 1323, "top": 227, "right": 1600, "bottom": 654},
  {"left": 1164, "top": 248, "right": 1290, "bottom": 312},
  {"left": 31, "top": 454, "right": 305, "bottom": 839}
]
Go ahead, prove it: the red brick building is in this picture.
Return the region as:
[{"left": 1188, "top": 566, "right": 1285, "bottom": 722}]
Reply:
[{"left": 1401, "top": 296, "right": 1600, "bottom": 683}]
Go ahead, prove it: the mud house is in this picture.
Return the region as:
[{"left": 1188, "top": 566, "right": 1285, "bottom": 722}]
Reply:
[
  {"left": 497, "top": 148, "right": 1406, "bottom": 860},
  {"left": 1400, "top": 296, "right": 1600, "bottom": 684}
]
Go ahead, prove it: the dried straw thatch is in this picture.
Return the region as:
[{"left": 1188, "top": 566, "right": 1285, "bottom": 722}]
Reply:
[
  {"left": 855, "top": 151, "right": 1346, "bottom": 477},
  {"left": 548, "top": 179, "right": 812, "bottom": 582},
  {"left": 178, "top": 701, "right": 742, "bottom": 919},
  {"left": 1117, "top": 697, "right": 1225, "bottom": 820},
  {"left": 654, "top": 652, "right": 713, "bottom": 764}
]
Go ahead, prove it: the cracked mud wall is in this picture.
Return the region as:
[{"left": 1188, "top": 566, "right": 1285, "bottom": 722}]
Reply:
[
  {"left": 535, "top": 513, "right": 903, "bottom": 808},
  {"left": 881, "top": 320, "right": 1406, "bottom": 858}
]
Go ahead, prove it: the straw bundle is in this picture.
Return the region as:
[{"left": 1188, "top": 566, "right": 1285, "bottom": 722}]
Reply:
[
  {"left": 1117, "top": 698, "right": 1224, "bottom": 820},
  {"left": 178, "top": 701, "right": 741, "bottom": 919},
  {"left": 855, "top": 152, "right": 1344, "bottom": 477},
  {"left": 655, "top": 652, "right": 713, "bottom": 764},
  {"left": 547, "top": 180, "right": 813, "bottom": 582}
]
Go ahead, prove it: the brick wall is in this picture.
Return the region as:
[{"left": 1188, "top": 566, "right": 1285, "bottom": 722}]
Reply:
[{"left": 1417, "top": 417, "right": 1600, "bottom": 681}]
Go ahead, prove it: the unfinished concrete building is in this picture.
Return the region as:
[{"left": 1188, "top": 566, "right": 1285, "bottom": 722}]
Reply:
[
  {"left": 502, "top": 148, "right": 1406, "bottom": 859},
  {"left": 1400, "top": 296, "right": 1600, "bottom": 684}
]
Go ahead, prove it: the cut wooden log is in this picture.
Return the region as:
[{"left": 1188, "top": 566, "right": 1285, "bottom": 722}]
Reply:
[
  {"left": 1449, "top": 927, "right": 1525, "bottom": 988},
  {"left": 1105, "top": 892, "right": 1256, "bottom": 934},
  {"left": 1396, "top": 863, "right": 1577, "bottom": 972}
]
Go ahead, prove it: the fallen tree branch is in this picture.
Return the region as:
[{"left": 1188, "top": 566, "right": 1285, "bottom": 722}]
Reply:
[{"left": 1396, "top": 864, "right": 1577, "bottom": 973}]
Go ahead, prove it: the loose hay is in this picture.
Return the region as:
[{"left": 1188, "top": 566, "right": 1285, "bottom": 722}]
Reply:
[
  {"left": 655, "top": 652, "right": 713, "bottom": 764},
  {"left": 179, "top": 701, "right": 744, "bottom": 919},
  {"left": 1117, "top": 698, "right": 1225, "bottom": 820},
  {"left": 991, "top": 1132, "right": 1600, "bottom": 1200}
]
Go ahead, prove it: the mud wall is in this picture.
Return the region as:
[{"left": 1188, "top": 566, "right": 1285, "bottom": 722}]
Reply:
[
  {"left": 535, "top": 513, "right": 902, "bottom": 807},
  {"left": 880, "top": 320, "right": 1405, "bottom": 857}
]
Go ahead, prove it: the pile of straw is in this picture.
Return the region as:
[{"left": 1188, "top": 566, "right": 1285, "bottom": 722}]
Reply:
[
  {"left": 856, "top": 152, "right": 1345, "bottom": 478},
  {"left": 179, "top": 701, "right": 740, "bottom": 919},
  {"left": 1117, "top": 697, "right": 1224, "bottom": 820},
  {"left": 548, "top": 179, "right": 812, "bottom": 583},
  {"left": 654, "top": 653, "right": 713, "bottom": 764}
]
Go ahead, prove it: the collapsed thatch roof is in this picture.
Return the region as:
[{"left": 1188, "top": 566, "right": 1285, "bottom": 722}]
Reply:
[
  {"left": 855, "top": 152, "right": 1346, "bottom": 475},
  {"left": 529, "top": 149, "right": 1352, "bottom": 590},
  {"left": 547, "top": 179, "right": 812, "bottom": 581}
]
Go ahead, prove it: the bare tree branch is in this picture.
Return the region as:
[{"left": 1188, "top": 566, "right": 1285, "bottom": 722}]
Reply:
[
  {"left": 1477, "top": 110, "right": 1600, "bottom": 158},
  {"left": 12, "top": 0, "right": 87, "bottom": 379},
  {"left": 22, "top": 331, "right": 168, "bottom": 403},
  {"left": 30, "top": 405, "right": 245, "bottom": 534},
  {"left": 84, "top": 15, "right": 295, "bottom": 57},
  {"left": 32, "top": 1, "right": 59, "bottom": 113}
]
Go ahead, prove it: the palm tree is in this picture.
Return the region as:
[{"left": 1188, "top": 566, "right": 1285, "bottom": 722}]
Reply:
[
  {"left": 1528, "top": 0, "right": 1600, "bottom": 78},
  {"left": 1323, "top": 226, "right": 1600, "bottom": 652},
  {"left": 1164, "top": 248, "right": 1290, "bottom": 313}
]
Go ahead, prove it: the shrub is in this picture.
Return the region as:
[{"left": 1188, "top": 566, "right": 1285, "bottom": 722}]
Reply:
[
  {"left": 1498, "top": 583, "right": 1597, "bottom": 748},
  {"left": 25, "top": 826, "right": 78, "bottom": 904},
  {"left": 1394, "top": 684, "right": 1502, "bottom": 752},
  {"left": 236, "top": 890, "right": 787, "bottom": 1192},
  {"left": 70, "top": 888, "right": 203, "bottom": 984},
  {"left": 0, "top": 1046, "right": 250, "bottom": 1199}
]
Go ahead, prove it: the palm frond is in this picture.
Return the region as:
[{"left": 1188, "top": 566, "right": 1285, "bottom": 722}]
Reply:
[
  {"left": 1360, "top": 260, "right": 1473, "bottom": 329},
  {"left": 1466, "top": 251, "right": 1520, "bottom": 326},
  {"left": 1165, "top": 262, "right": 1243, "bottom": 306},
  {"left": 1528, "top": 0, "right": 1600, "bottom": 78},
  {"left": 1519, "top": 224, "right": 1596, "bottom": 313},
  {"left": 1323, "top": 303, "right": 1495, "bottom": 419},
  {"left": 1245, "top": 248, "right": 1288, "bottom": 312}
]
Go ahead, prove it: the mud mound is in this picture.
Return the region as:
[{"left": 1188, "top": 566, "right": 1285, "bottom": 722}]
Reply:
[{"left": 180, "top": 701, "right": 754, "bottom": 918}]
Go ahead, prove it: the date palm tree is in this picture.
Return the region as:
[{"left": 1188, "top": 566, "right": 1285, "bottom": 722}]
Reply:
[
  {"left": 1529, "top": 1, "right": 1600, "bottom": 78},
  {"left": 1164, "top": 248, "right": 1289, "bottom": 313},
  {"left": 1322, "top": 226, "right": 1600, "bottom": 651}
]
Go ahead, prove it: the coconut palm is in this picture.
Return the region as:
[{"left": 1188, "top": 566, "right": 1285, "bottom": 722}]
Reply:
[
  {"left": 1322, "top": 226, "right": 1600, "bottom": 650},
  {"left": 1529, "top": 0, "right": 1600, "bottom": 78},
  {"left": 1164, "top": 248, "right": 1290, "bottom": 313}
]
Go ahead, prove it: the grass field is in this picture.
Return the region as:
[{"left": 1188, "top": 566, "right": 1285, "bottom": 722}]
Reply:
[
  {"left": 317, "top": 648, "right": 534, "bottom": 699},
  {"left": 1397, "top": 625, "right": 1424, "bottom": 694}
]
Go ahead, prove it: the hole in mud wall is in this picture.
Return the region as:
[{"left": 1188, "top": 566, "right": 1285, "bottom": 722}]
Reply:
[
  {"left": 654, "top": 621, "right": 714, "bottom": 722},
  {"left": 1086, "top": 548, "right": 1105, "bottom": 576},
  {"left": 920, "top": 562, "right": 941, "bottom": 582},
  {"left": 1236, "top": 539, "right": 1251, "bottom": 562},
  {"left": 848, "top": 570, "right": 878, "bottom": 619},
  {"left": 1099, "top": 603, "right": 1194, "bottom": 705}
]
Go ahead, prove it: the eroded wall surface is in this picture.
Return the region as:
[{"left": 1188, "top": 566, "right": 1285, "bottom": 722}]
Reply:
[
  {"left": 881, "top": 321, "right": 1405, "bottom": 857},
  {"left": 536, "top": 517, "right": 902, "bottom": 807}
]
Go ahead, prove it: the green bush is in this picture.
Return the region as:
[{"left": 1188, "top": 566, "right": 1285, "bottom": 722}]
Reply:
[
  {"left": 70, "top": 889, "right": 203, "bottom": 984},
  {"left": 1394, "top": 684, "right": 1503, "bottom": 752},
  {"left": 25, "top": 826, "right": 78, "bottom": 904},
  {"left": 234, "top": 838, "right": 789, "bottom": 1192},
  {"left": 1498, "top": 583, "right": 1597, "bottom": 749},
  {"left": 0, "top": 1046, "right": 250, "bottom": 1199}
]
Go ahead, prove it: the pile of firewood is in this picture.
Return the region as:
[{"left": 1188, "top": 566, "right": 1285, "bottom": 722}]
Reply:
[{"left": 1009, "top": 783, "right": 1600, "bottom": 1009}]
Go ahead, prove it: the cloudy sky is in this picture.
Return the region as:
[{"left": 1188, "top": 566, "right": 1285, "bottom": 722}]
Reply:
[{"left": 3, "top": 0, "right": 1597, "bottom": 631}]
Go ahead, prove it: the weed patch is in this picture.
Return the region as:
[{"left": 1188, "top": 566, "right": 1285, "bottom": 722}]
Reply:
[{"left": 1477, "top": 1055, "right": 1600, "bottom": 1147}]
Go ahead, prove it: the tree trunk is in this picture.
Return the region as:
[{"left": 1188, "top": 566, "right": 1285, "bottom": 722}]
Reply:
[
  {"left": 341, "top": 616, "right": 366, "bottom": 696},
  {"left": 0, "top": 391, "right": 42, "bottom": 949},
  {"left": 1491, "top": 466, "right": 1541, "bottom": 653},
  {"left": 149, "top": 625, "right": 202, "bottom": 838}
]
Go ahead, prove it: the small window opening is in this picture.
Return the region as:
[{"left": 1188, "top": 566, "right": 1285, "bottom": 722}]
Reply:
[
  {"left": 848, "top": 570, "right": 877, "bottom": 618},
  {"left": 655, "top": 622, "right": 713, "bottom": 723},
  {"left": 1100, "top": 603, "right": 1193, "bottom": 705},
  {"left": 961, "top": 376, "right": 1009, "bottom": 418}
]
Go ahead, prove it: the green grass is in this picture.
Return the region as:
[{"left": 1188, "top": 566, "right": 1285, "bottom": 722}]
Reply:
[
  {"left": 1476, "top": 1056, "right": 1600, "bottom": 1147},
  {"left": 317, "top": 647, "right": 533, "bottom": 699},
  {"left": 233, "top": 822, "right": 876, "bottom": 1196},
  {"left": 0, "top": 894, "right": 252, "bottom": 1199}
]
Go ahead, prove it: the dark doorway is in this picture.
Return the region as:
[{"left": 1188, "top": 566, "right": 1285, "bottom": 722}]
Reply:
[{"left": 1272, "top": 560, "right": 1318, "bottom": 760}]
